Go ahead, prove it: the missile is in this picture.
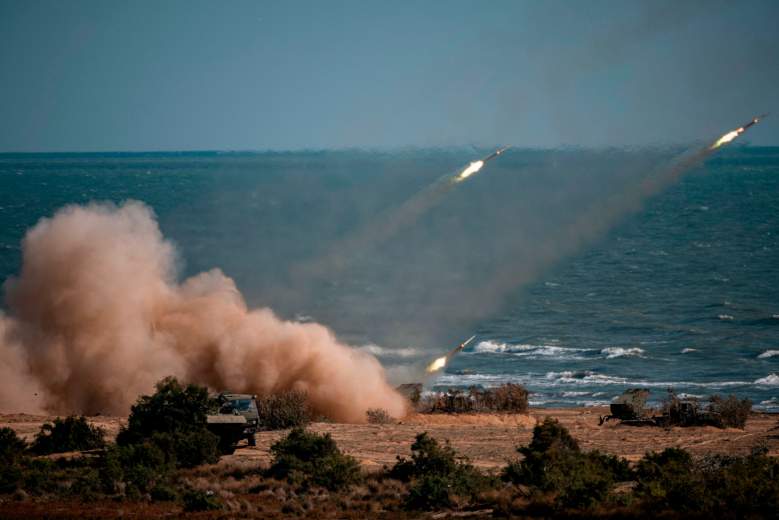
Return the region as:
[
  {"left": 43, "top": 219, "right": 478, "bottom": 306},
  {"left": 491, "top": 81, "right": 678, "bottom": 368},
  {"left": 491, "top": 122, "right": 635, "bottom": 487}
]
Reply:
[
  {"left": 453, "top": 147, "right": 510, "bottom": 183},
  {"left": 481, "top": 146, "right": 510, "bottom": 164},
  {"left": 711, "top": 113, "right": 769, "bottom": 149},
  {"left": 447, "top": 334, "right": 476, "bottom": 358},
  {"left": 742, "top": 113, "right": 769, "bottom": 131}
]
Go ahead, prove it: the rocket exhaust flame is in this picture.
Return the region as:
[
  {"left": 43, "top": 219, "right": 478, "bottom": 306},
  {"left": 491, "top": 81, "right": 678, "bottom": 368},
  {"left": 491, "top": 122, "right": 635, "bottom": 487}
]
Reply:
[
  {"left": 710, "top": 114, "right": 768, "bottom": 150},
  {"left": 426, "top": 355, "right": 448, "bottom": 373},
  {"left": 455, "top": 160, "right": 484, "bottom": 182},
  {"left": 425, "top": 335, "right": 476, "bottom": 374},
  {"left": 453, "top": 146, "right": 510, "bottom": 183}
]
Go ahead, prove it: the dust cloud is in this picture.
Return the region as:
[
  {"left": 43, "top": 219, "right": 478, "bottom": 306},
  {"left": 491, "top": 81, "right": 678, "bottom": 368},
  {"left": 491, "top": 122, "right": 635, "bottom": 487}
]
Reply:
[{"left": 0, "top": 201, "right": 407, "bottom": 422}]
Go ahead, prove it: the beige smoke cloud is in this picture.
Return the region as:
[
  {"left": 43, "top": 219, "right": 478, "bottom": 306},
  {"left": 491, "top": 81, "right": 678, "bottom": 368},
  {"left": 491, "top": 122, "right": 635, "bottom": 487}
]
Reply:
[{"left": 0, "top": 201, "right": 407, "bottom": 422}]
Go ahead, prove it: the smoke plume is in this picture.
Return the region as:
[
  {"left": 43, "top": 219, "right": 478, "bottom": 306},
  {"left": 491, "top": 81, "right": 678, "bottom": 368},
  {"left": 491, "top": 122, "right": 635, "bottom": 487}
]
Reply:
[{"left": 0, "top": 201, "right": 407, "bottom": 421}]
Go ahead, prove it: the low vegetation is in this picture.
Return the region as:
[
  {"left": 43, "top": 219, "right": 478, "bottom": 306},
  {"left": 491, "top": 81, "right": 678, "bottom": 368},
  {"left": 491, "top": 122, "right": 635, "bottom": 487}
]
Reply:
[
  {"left": 0, "top": 378, "right": 773, "bottom": 518},
  {"left": 366, "top": 408, "right": 394, "bottom": 424},
  {"left": 30, "top": 415, "right": 106, "bottom": 455},
  {"left": 117, "top": 376, "right": 220, "bottom": 468},
  {"left": 419, "top": 383, "right": 529, "bottom": 414},
  {"left": 256, "top": 390, "right": 311, "bottom": 430},
  {"left": 389, "top": 432, "right": 496, "bottom": 509},
  {"left": 266, "top": 428, "right": 361, "bottom": 491}
]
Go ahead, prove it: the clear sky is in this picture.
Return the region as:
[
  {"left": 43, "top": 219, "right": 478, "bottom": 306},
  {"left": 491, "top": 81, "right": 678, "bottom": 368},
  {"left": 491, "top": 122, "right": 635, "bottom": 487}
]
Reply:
[{"left": 1, "top": 0, "right": 777, "bottom": 151}]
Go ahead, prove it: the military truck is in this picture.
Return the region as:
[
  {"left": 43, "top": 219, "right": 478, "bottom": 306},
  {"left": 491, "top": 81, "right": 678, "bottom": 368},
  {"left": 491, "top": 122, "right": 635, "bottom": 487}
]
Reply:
[
  {"left": 599, "top": 388, "right": 656, "bottom": 426},
  {"left": 206, "top": 393, "right": 260, "bottom": 454}
]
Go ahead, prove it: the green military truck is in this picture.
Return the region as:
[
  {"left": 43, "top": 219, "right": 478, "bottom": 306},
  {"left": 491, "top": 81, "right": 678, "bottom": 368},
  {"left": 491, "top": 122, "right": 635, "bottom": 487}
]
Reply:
[{"left": 206, "top": 393, "right": 260, "bottom": 454}]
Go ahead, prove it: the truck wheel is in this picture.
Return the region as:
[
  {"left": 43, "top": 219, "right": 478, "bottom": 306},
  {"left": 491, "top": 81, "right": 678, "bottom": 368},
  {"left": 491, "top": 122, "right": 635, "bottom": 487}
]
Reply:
[
  {"left": 247, "top": 434, "right": 256, "bottom": 447},
  {"left": 218, "top": 439, "right": 236, "bottom": 455}
]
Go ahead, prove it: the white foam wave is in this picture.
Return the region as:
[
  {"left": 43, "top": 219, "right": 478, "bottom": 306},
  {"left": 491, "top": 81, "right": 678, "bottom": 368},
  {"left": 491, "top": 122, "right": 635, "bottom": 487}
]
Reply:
[
  {"left": 433, "top": 370, "right": 758, "bottom": 391},
  {"left": 472, "top": 340, "right": 589, "bottom": 360},
  {"left": 357, "top": 344, "right": 420, "bottom": 359},
  {"left": 681, "top": 348, "right": 698, "bottom": 354},
  {"left": 601, "top": 347, "right": 645, "bottom": 359},
  {"left": 758, "top": 350, "right": 779, "bottom": 359},
  {"left": 718, "top": 314, "right": 734, "bottom": 321},
  {"left": 754, "top": 374, "right": 779, "bottom": 386}
]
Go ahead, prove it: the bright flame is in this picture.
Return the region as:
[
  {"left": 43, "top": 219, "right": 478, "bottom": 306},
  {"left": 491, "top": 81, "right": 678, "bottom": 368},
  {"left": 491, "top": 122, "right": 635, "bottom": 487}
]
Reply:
[
  {"left": 455, "top": 160, "right": 484, "bottom": 182},
  {"left": 426, "top": 355, "right": 447, "bottom": 373},
  {"left": 711, "top": 127, "right": 745, "bottom": 149}
]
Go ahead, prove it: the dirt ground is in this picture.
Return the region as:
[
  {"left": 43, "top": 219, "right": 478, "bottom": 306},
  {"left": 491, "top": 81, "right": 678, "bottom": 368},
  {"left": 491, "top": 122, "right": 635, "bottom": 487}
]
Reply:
[{"left": 3, "top": 407, "right": 778, "bottom": 469}]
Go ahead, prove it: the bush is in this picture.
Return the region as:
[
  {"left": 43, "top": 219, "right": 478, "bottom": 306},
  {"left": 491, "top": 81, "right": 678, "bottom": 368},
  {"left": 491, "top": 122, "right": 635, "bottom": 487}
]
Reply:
[
  {"left": 698, "top": 450, "right": 779, "bottom": 517},
  {"left": 390, "top": 432, "right": 495, "bottom": 509},
  {"left": 708, "top": 395, "right": 751, "bottom": 428},
  {"left": 503, "top": 418, "right": 631, "bottom": 509},
  {"left": 256, "top": 390, "right": 311, "bottom": 430},
  {"left": 634, "top": 448, "right": 700, "bottom": 510},
  {"left": 366, "top": 408, "right": 394, "bottom": 424},
  {"left": 149, "top": 430, "right": 220, "bottom": 469},
  {"left": 267, "top": 428, "right": 361, "bottom": 491},
  {"left": 182, "top": 488, "right": 221, "bottom": 511},
  {"left": 105, "top": 441, "right": 173, "bottom": 495},
  {"left": 634, "top": 447, "right": 779, "bottom": 516},
  {"left": 0, "top": 427, "right": 26, "bottom": 465},
  {"left": 30, "top": 416, "right": 105, "bottom": 455},
  {"left": 116, "top": 376, "right": 220, "bottom": 469},
  {"left": 117, "top": 376, "right": 214, "bottom": 445},
  {"left": 420, "top": 384, "right": 530, "bottom": 414}
]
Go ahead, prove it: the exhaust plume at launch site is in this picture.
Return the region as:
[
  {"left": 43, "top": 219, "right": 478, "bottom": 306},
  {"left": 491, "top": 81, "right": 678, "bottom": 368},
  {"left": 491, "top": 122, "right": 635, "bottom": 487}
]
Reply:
[{"left": 0, "top": 202, "right": 407, "bottom": 421}]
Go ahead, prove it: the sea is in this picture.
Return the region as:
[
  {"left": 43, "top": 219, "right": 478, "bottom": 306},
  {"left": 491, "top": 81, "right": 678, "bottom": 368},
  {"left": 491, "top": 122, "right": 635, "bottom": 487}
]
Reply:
[{"left": 1, "top": 147, "right": 778, "bottom": 411}]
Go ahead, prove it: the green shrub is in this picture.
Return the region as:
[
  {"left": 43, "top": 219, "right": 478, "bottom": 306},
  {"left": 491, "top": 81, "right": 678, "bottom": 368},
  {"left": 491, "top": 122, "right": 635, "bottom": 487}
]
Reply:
[
  {"left": 503, "top": 418, "right": 630, "bottom": 509},
  {"left": 150, "top": 482, "right": 179, "bottom": 502},
  {"left": 634, "top": 448, "right": 701, "bottom": 510},
  {"left": 149, "top": 430, "right": 219, "bottom": 469},
  {"left": 256, "top": 390, "right": 311, "bottom": 430},
  {"left": 0, "top": 464, "right": 22, "bottom": 494},
  {"left": 699, "top": 451, "right": 779, "bottom": 517},
  {"left": 0, "top": 427, "right": 26, "bottom": 465},
  {"left": 707, "top": 395, "right": 751, "bottom": 428},
  {"left": 30, "top": 416, "right": 105, "bottom": 455},
  {"left": 116, "top": 377, "right": 220, "bottom": 469},
  {"left": 267, "top": 428, "right": 361, "bottom": 490},
  {"left": 117, "top": 376, "right": 214, "bottom": 445},
  {"left": 182, "top": 488, "right": 221, "bottom": 511},
  {"left": 635, "top": 447, "right": 779, "bottom": 516},
  {"left": 390, "top": 432, "right": 495, "bottom": 510}
]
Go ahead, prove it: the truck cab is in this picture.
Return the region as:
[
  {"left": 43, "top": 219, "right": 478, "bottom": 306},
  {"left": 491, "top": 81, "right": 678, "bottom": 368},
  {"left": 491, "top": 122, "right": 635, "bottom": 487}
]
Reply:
[{"left": 207, "top": 393, "right": 260, "bottom": 453}]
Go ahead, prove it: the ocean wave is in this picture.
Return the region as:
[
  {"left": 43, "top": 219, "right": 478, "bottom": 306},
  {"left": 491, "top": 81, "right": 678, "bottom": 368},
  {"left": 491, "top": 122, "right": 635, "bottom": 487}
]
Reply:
[
  {"left": 754, "top": 374, "right": 779, "bottom": 386},
  {"left": 757, "top": 350, "right": 779, "bottom": 359},
  {"left": 433, "top": 370, "right": 758, "bottom": 391},
  {"left": 472, "top": 340, "right": 590, "bottom": 360},
  {"left": 681, "top": 348, "right": 698, "bottom": 353},
  {"left": 561, "top": 391, "right": 592, "bottom": 397},
  {"left": 543, "top": 370, "right": 751, "bottom": 389},
  {"left": 356, "top": 344, "right": 420, "bottom": 358},
  {"left": 718, "top": 314, "right": 734, "bottom": 321},
  {"left": 601, "top": 347, "right": 645, "bottom": 359}
]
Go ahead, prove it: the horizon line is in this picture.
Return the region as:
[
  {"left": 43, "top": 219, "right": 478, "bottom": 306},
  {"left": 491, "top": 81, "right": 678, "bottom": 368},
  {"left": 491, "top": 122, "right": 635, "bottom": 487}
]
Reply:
[{"left": 1, "top": 142, "right": 776, "bottom": 156}]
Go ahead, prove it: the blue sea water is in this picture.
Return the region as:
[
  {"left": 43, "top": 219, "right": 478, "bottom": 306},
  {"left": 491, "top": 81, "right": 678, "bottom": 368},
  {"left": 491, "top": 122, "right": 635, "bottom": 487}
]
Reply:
[{"left": 1, "top": 148, "right": 778, "bottom": 410}]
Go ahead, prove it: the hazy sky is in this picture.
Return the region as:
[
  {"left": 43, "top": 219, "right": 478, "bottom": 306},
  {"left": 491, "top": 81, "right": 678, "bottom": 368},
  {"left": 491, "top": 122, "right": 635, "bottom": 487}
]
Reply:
[{"left": 1, "top": 0, "right": 777, "bottom": 151}]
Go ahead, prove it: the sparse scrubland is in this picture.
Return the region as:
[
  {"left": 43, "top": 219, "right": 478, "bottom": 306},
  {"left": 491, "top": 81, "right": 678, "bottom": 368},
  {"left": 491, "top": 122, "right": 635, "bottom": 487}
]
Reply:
[{"left": 0, "top": 378, "right": 777, "bottom": 518}]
